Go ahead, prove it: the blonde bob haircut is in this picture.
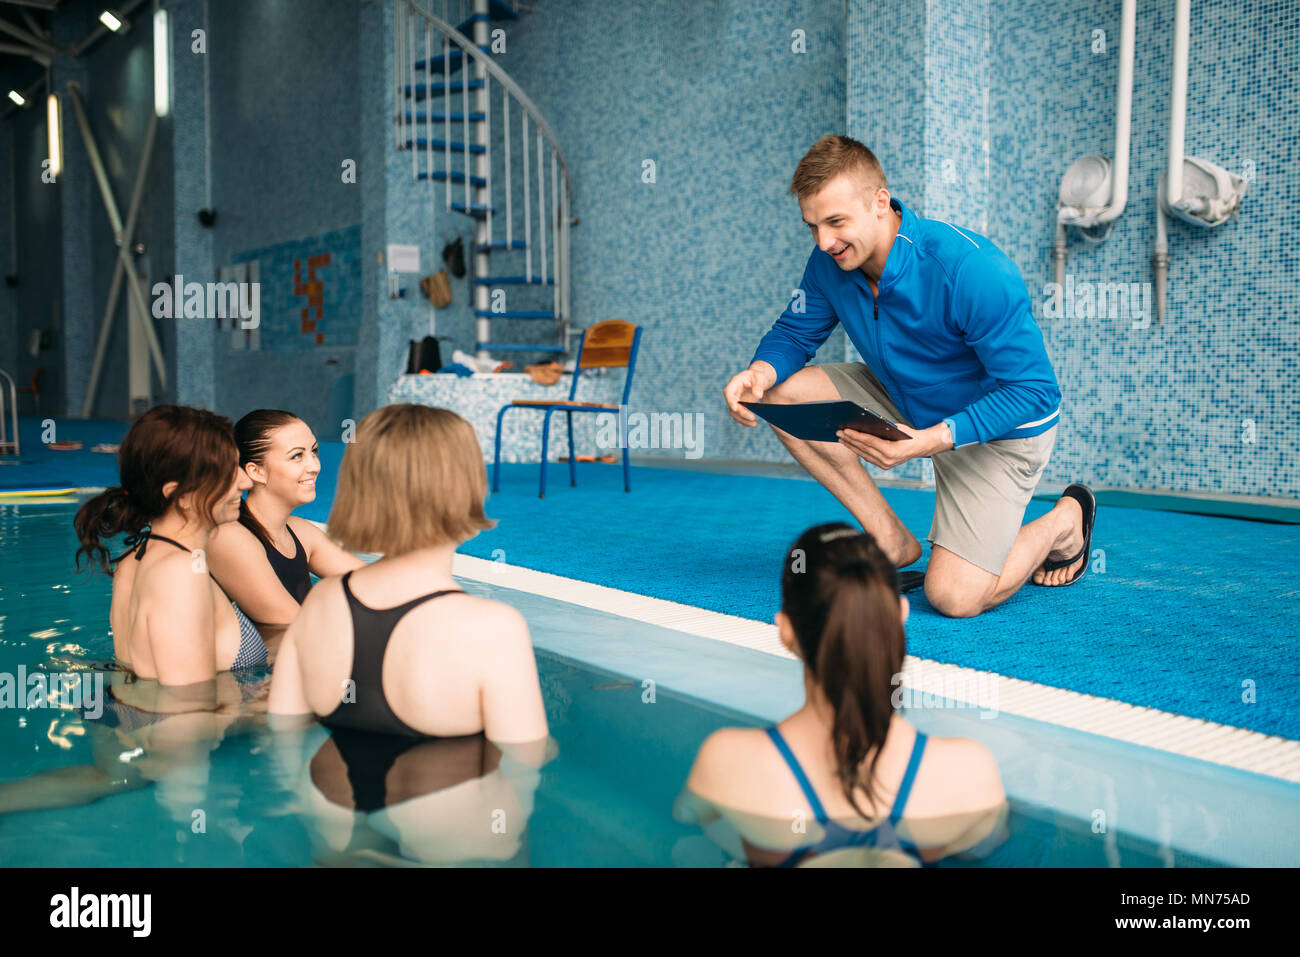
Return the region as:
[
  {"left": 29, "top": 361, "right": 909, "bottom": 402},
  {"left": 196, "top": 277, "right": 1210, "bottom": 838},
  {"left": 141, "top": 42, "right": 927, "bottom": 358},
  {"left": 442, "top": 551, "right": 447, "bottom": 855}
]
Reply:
[{"left": 328, "top": 404, "right": 496, "bottom": 555}]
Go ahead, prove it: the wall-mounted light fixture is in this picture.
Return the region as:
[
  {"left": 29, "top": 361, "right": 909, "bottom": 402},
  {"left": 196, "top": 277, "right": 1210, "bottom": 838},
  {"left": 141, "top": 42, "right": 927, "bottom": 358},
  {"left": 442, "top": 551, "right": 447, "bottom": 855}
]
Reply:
[
  {"left": 99, "top": 10, "right": 124, "bottom": 32},
  {"left": 47, "top": 92, "right": 62, "bottom": 179},
  {"left": 7, "top": 91, "right": 26, "bottom": 107},
  {"left": 153, "top": 8, "right": 170, "bottom": 117}
]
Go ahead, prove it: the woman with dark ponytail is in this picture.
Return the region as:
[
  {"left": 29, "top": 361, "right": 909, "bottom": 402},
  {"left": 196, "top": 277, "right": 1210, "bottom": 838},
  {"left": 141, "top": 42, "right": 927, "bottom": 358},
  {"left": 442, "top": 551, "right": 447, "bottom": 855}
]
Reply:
[
  {"left": 679, "top": 522, "right": 1006, "bottom": 866},
  {"left": 206, "top": 410, "right": 363, "bottom": 638},
  {"left": 74, "top": 405, "right": 269, "bottom": 684}
]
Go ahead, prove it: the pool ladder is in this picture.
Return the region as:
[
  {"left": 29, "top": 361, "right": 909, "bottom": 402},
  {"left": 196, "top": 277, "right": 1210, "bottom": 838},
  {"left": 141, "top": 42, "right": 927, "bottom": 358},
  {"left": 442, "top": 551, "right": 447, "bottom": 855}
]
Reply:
[{"left": 0, "top": 368, "right": 17, "bottom": 455}]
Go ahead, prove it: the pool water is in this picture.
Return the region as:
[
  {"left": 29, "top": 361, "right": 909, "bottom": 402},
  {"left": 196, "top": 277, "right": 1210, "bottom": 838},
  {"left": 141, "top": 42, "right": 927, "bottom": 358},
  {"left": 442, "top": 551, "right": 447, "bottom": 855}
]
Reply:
[{"left": 0, "top": 499, "right": 1232, "bottom": 866}]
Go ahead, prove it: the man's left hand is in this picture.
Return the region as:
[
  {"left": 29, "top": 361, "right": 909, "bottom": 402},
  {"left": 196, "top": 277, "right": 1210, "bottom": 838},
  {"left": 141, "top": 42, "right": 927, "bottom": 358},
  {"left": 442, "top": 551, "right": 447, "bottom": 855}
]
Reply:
[{"left": 836, "top": 422, "right": 953, "bottom": 469}]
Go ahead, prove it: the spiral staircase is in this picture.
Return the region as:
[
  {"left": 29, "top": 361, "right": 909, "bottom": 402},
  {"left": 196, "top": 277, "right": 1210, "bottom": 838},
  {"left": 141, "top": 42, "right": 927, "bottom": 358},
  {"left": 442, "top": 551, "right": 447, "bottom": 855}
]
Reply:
[{"left": 395, "top": 0, "right": 571, "bottom": 362}]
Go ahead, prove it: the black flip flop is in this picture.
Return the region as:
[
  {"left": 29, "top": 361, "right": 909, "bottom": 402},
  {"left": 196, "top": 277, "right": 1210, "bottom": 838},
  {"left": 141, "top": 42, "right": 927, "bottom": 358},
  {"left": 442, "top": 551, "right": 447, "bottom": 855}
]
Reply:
[
  {"left": 898, "top": 569, "right": 926, "bottom": 593},
  {"left": 1036, "top": 483, "right": 1097, "bottom": 586}
]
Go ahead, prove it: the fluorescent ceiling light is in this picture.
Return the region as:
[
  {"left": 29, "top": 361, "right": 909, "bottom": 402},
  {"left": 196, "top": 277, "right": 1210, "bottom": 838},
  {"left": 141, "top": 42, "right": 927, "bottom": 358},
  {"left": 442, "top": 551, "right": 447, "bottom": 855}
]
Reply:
[
  {"left": 47, "top": 93, "right": 61, "bottom": 179},
  {"left": 153, "top": 8, "right": 170, "bottom": 116},
  {"left": 7, "top": 90, "right": 26, "bottom": 107},
  {"left": 99, "top": 11, "right": 123, "bottom": 32}
]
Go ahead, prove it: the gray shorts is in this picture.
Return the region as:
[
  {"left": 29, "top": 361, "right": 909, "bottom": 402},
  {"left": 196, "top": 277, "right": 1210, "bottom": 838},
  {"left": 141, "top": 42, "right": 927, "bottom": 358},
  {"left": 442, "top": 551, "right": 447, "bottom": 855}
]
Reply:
[{"left": 821, "top": 362, "right": 1057, "bottom": 576}]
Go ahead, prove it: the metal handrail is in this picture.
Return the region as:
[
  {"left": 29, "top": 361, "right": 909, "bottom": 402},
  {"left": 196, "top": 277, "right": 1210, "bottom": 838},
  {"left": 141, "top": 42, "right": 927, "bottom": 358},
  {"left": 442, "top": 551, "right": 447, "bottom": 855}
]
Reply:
[
  {"left": 398, "top": 0, "right": 572, "bottom": 358},
  {"left": 404, "top": 1, "right": 571, "bottom": 189},
  {"left": 0, "top": 368, "right": 19, "bottom": 455}
]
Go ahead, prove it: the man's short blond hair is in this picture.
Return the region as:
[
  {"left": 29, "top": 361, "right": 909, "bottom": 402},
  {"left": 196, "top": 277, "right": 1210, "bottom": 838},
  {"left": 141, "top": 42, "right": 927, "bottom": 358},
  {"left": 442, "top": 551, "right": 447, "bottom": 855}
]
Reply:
[
  {"left": 789, "top": 135, "right": 887, "bottom": 202},
  {"left": 328, "top": 404, "right": 495, "bottom": 555}
]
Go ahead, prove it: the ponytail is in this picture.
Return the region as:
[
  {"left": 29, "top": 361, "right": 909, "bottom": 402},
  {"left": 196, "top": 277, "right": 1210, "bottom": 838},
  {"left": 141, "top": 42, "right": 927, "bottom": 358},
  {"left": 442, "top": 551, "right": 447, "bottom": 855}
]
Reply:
[
  {"left": 239, "top": 498, "right": 275, "bottom": 551},
  {"left": 74, "top": 486, "right": 148, "bottom": 575},
  {"left": 815, "top": 561, "right": 905, "bottom": 819},
  {"left": 72, "top": 405, "right": 238, "bottom": 575},
  {"left": 780, "top": 524, "right": 906, "bottom": 820}
]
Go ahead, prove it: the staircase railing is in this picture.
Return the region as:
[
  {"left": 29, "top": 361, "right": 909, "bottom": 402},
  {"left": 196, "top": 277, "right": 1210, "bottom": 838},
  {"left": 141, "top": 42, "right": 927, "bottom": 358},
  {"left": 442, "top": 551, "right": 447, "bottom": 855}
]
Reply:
[{"left": 396, "top": 0, "right": 572, "bottom": 361}]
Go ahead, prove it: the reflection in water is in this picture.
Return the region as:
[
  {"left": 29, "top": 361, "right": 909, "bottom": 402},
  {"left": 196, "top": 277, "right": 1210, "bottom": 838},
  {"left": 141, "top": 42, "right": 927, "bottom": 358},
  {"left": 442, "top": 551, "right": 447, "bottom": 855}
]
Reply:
[
  {"left": 0, "top": 666, "right": 269, "bottom": 837},
  {"left": 673, "top": 786, "right": 1010, "bottom": 868},
  {"left": 271, "top": 721, "right": 552, "bottom": 867}
]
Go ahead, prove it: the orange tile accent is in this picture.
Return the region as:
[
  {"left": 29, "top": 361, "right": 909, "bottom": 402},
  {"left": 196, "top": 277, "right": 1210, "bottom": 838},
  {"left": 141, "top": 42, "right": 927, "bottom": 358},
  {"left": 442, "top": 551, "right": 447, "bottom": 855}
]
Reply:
[
  {"left": 300, "top": 307, "right": 308, "bottom": 321},
  {"left": 308, "top": 294, "right": 323, "bottom": 307},
  {"left": 314, "top": 333, "right": 324, "bottom": 345},
  {"left": 294, "top": 259, "right": 301, "bottom": 270},
  {"left": 302, "top": 320, "right": 316, "bottom": 332},
  {"left": 308, "top": 281, "right": 323, "bottom": 295},
  {"left": 294, "top": 284, "right": 306, "bottom": 296},
  {"left": 319, "top": 252, "right": 331, "bottom": 266},
  {"left": 315, "top": 306, "right": 323, "bottom": 320}
]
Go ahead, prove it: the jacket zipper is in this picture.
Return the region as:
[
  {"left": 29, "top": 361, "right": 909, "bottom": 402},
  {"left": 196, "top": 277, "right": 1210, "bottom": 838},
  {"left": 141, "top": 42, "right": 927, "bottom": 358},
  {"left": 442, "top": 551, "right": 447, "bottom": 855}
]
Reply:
[{"left": 870, "top": 285, "right": 904, "bottom": 423}]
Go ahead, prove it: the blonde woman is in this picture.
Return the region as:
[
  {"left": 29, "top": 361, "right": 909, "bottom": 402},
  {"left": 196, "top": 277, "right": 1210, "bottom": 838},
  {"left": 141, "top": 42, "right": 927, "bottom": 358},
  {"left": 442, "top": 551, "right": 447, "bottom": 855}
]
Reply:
[{"left": 269, "top": 404, "right": 548, "bottom": 751}]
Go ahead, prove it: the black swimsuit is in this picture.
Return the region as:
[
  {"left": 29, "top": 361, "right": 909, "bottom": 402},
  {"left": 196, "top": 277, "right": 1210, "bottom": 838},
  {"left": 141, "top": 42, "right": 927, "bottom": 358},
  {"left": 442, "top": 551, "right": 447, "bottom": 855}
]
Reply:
[
  {"left": 320, "top": 570, "right": 465, "bottom": 737},
  {"left": 312, "top": 727, "right": 502, "bottom": 813},
  {"left": 124, "top": 533, "right": 269, "bottom": 670},
  {"left": 257, "top": 524, "right": 312, "bottom": 604}
]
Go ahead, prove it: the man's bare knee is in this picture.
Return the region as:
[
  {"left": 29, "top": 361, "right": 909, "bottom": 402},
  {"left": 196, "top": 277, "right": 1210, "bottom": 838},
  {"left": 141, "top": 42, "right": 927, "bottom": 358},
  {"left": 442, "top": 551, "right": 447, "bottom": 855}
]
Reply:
[
  {"left": 924, "top": 579, "right": 988, "bottom": 619},
  {"left": 764, "top": 366, "right": 840, "bottom": 405}
]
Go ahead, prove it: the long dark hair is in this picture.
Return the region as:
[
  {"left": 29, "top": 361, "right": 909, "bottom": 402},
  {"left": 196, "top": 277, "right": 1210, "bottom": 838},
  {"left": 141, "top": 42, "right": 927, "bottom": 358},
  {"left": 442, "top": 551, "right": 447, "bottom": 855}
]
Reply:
[
  {"left": 74, "top": 405, "right": 238, "bottom": 574},
  {"left": 780, "top": 522, "right": 906, "bottom": 820},
  {"left": 234, "top": 409, "right": 302, "bottom": 550}
]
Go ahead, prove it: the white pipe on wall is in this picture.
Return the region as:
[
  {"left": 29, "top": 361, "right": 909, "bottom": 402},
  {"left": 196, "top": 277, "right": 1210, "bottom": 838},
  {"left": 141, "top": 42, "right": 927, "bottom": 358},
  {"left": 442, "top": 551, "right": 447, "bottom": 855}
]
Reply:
[
  {"left": 1167, "top": 0, "right": 1190, "bottom": 208},
  {"left": 1093, "top": 0, "right": 1136, "bottom": 224}
]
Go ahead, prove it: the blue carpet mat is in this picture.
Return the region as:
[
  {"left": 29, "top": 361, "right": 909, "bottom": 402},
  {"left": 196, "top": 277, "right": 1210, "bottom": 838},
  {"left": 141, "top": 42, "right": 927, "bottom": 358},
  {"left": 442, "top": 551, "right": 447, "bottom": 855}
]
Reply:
[
  {"left": 8, "top": 420, "right": 1297, "bottom": 739},
  {"left": 333, "top": 458, "right": 1298, "bottom": 741},
  {"left": 0, "top": 418, "right": 129, "bottom": 491}
]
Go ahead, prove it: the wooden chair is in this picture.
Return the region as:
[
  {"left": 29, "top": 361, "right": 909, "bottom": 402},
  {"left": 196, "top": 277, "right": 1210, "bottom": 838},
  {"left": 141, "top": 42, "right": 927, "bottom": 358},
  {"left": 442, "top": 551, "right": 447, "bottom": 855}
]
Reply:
[
  {"left": 17, "top": 368, "right": 42, "bottom": 415},
  {"left": 492, "top": 320, "right": 643, "bottom": 498}
]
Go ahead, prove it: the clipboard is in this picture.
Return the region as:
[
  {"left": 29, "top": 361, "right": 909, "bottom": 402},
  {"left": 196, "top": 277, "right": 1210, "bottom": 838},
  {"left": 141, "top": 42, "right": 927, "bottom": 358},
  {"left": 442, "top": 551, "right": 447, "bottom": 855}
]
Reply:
[{"left": 741, "top": 400, "right": 911, "bottom": 443}]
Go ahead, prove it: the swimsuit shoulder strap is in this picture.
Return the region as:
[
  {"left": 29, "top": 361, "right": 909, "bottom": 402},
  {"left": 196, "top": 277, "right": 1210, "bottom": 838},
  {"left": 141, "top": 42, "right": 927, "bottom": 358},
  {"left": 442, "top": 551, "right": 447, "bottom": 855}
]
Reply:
[
  {"left": 765, "top": 726, "right": 830, "bottom": 825},
  {"left": 889, "top": 731, "right": 928, "bottom": 826},
  {"left": 285, "top": 523, "right": 305, "bottom": 558},
  {"left": 132, "top": 532, "right": 193, "bottom": 561}
]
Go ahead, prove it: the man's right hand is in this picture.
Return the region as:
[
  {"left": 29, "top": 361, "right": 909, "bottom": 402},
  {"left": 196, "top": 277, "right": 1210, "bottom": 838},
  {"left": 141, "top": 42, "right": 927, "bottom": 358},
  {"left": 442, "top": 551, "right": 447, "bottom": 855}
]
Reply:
[{"left": 724, "top": 363, "right": 778, "bottom": 426}]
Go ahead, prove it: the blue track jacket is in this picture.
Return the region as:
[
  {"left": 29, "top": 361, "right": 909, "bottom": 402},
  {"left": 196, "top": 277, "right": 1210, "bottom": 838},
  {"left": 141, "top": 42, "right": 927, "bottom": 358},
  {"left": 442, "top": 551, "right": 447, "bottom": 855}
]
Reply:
[{"left": 751, "top": 199, "right": 1061, "bottom": 448}]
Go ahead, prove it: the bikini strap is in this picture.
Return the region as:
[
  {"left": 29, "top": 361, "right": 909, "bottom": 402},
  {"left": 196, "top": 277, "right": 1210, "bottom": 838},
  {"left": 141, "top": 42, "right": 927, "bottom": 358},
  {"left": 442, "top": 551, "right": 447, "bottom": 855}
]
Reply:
[
  {"left": 889, "top": 731, "right": 927, "bottom": 826},
  {"left": 130, "top": 532, "right": 194, "bottom": 561},
  {"left": 765, "top": 726, "right": 830, "bottom": 825}
]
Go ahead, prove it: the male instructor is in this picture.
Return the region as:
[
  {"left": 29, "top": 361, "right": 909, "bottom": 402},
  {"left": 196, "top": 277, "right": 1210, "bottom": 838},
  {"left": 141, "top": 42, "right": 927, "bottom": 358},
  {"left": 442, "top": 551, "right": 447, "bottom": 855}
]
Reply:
[{"left": 724, "top": 135, "right": 1096, "bottom": 619}]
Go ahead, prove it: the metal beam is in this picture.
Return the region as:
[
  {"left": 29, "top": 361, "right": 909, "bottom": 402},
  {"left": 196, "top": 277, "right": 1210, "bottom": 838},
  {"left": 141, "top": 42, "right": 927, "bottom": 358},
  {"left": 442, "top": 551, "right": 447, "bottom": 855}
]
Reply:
[
  {"left": 0, "top": 1, "right": 58, "bottom": 11},
  {"left": 19, "top": 8, "right": 49, "bottom": 41},
  {"left": 83, "top": 111, "right": 160, "bottom": 415},
  {"left": 66, "top": 82, "right": 166, "bottom": 391},
  {"left": 0, "top": 40, "right": 49, "bottom": 64},
  {"left": 0, "top": 14, "right": 56, "bottom": 54}
]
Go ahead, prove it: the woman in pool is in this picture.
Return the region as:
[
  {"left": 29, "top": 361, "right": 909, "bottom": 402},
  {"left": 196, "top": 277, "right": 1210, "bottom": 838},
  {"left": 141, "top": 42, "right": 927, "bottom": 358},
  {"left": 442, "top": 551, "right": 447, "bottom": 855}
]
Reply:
[
  {"left": 207, "top": 410, "right": 364, "bottom": 640},
  {"left": 678, "top": 523, "right": 1007, "bottom": 867},
  {"left": 269, "top": 404, "right": 549, "bottom": 748},
  {"left": 73, "top": 405, "right": 268, "bottom": 684}
]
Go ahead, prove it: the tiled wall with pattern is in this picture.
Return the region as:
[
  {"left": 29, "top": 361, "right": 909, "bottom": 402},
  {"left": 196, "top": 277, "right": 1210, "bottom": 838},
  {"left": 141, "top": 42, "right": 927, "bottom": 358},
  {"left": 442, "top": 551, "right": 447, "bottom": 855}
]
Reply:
[
  {"left": 847, "top": 0, "right": 1297, "bottom": 498},
  {"left": 437, "top": 0, "right": 851, "bottom": 467}
]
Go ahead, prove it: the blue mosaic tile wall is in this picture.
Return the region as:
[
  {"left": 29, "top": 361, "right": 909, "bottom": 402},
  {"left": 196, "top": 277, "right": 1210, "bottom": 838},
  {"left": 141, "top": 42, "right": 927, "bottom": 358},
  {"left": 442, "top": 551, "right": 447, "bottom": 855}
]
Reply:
[
  {"left": 229, "top": 226, "right": 362, "bottom": 353},
  {"left": 204, "top": 0, "right": 363, "bottom": 437},
  {"left": 848, "top": 0, "right": 1298, "bottom": 498},
  {"left": 171, "top": 0, "right": 216, "bottom": 411},
  {"left": 416, "top": 0, "right": 850, "bottom": 464}
]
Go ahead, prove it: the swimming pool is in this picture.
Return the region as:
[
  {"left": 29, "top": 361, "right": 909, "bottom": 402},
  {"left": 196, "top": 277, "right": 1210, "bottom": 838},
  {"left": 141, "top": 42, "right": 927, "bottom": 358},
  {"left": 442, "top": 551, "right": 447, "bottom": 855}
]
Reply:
[{"left": 0, "top": 498, "right": 1293, "bottom": 866}]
